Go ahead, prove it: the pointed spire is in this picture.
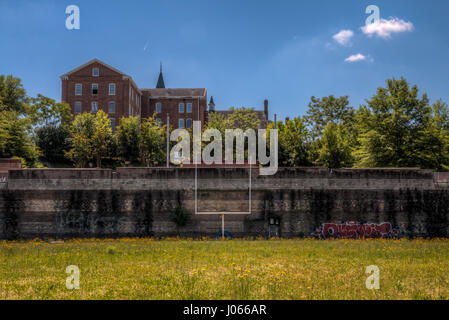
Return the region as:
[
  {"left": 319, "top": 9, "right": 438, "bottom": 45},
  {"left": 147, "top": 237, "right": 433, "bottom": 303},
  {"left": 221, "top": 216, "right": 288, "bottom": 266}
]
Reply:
[
  {"left": 208, "top": 96, "right": 216, "bottom": 112},
  {"left": 156, "top": 62, "right": 165, "bottom": 88}
]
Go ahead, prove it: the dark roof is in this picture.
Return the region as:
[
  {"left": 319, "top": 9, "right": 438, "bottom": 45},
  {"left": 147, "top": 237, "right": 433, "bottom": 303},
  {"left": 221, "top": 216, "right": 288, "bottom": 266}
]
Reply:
[
  {"left": 156, "top": 63, "right": 165, "bottom": 88},
  {"left": 60, "top": 58, "right": 131, "bottom": 78},
  {"left": 156, "top": 72, "right": 165, "bottom": 88},
  {"left": 60, "top": 58, "right": 141, "bottom": 93},
  {"left": 143, "top": 88, "right": 207, "bottom": 98}
]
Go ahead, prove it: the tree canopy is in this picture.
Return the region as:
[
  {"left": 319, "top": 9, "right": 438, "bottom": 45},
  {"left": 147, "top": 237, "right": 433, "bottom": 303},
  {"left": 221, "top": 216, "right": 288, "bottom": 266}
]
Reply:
[
  {"left": 1, "top": 73, "right": 449, "bottom": 172},
  {"left": 305, "top": 95, "right": 355, "bottom": 140},
  {"left": 353, "top": 78, "right": 432, "bottom": 168},
  {"left": 315, "top": 123, "right": 354, "bottom": 169},
  {"left": 269, "top": 117, "right": 311, "bottom": 167},
  {"left": 0, "top": 75, "right": 28, "bottom": 115},
  {"left": 205, "top": 107, "right": 260, "bottom": 133},
  {"left": 0, "top": 110, "right": 40, "bottom": 167}
]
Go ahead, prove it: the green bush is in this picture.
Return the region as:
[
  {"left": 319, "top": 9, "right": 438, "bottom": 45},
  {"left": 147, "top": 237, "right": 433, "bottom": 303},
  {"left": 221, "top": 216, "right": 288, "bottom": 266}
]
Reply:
[{"left": 171, "top": 204, "right": 191, "bottom": 228}]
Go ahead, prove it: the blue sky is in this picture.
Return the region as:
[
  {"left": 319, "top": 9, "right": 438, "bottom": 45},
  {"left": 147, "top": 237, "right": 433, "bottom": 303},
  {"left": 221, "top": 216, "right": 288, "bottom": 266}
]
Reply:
[{"left": 1, "top": 0, "right": 448, "bottom": 120}]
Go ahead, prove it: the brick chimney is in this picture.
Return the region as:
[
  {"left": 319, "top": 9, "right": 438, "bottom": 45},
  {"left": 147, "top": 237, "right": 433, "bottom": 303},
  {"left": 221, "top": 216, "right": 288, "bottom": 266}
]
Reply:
[{"left": 264, "top": 99, "right": 269, "bottom": 119}]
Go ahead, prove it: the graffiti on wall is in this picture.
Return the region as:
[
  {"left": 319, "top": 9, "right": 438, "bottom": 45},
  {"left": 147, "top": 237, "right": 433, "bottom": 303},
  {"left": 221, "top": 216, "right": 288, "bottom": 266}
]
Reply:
[
  {"left": 312, "top": 221, "right": 400, "bottom": 239},
  {"left": 55, "top": 211, "right": 125, "bottom": 235}
]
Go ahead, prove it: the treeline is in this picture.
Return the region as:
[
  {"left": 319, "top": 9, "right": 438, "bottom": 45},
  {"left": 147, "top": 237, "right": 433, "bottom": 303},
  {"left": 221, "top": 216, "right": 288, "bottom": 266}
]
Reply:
[
  {"left": 272, "top": 78, "right": 449, "bottom": 171},
  {"left": 1, "top": 75, "right": 448, "bottom": 171}
]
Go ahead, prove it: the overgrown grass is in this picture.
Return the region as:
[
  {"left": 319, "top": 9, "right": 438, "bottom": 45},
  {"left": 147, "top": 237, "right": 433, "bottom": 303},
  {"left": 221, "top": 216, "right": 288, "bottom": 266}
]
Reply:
[{"left": 1, "top": 238, "right": 448, "bottom": 300}]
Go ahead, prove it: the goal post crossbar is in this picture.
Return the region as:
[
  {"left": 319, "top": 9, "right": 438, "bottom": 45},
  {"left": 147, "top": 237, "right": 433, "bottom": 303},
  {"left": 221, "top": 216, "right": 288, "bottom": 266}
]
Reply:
[
  {"left": 194, "top": 161, "right": 252, "bottom": 216},
  {"left": 195, "top": 212, "right": 251, "bottom": 215},
  {"left": 194, "top": 162, "right": 253, "bottom": 239}
]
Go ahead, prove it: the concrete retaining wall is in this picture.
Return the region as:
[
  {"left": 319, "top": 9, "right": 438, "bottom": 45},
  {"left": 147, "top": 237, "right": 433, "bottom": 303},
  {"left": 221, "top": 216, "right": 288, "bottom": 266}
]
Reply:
[{"left": 0, "top": 168, "right": 448, "bottom": 239}]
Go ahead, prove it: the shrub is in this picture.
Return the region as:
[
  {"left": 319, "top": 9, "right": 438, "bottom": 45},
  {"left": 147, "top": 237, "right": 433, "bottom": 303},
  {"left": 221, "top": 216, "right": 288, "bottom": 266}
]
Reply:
[{"left": 171, "top": 204, "right": 191, "bottom": 228}]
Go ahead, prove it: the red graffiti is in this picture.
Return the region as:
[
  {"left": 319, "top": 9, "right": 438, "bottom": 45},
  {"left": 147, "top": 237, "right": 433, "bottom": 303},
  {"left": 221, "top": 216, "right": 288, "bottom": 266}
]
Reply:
[{"left": 313, "top": 221, "right": 400, "bottom": 239}]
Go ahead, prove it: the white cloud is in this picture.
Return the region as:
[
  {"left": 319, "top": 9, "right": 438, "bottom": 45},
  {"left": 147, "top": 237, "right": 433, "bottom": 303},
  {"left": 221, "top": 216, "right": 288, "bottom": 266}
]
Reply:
[
  {"left": 332, "top": 29, "right": 354, "bottom": 46},
  {"left": 361, "top": 17, "right": 414, "bottom": 39},
  {"left": 345, "top": 53, "right": 369, "bottom": 63}
]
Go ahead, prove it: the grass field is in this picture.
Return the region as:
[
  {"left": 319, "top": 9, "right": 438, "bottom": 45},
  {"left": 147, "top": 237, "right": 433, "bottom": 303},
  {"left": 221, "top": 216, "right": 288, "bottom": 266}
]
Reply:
[{"left": 1, "top": 238, "right": 448, "bottom": 300}]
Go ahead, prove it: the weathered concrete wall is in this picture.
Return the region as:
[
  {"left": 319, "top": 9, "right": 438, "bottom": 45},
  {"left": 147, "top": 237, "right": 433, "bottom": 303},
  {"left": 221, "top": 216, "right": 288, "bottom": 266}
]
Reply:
[
  {"left": 0, "top": 158, "right": 21, "bottom": 188},
  {"left": 0, "top": 168, "right": 448, "bottom": 239}
]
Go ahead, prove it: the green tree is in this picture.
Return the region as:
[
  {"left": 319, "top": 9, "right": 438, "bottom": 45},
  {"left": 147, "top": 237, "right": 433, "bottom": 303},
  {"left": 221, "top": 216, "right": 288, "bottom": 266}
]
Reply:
[
  {"left": 305, "top": 95, "right": 355, "bottom": 140},
  {"left": 29, "top": 94, "right": 72, "bottom": 127},
  {"left": 65, "top": 113, "right": 96, "bottom": 168},
  {"left": 116, "top": 116, "right": 141, "bottom": 163},
  {"left": 205, "top": 107, "right": 260, "bottom": 133},
  {"left": 92, "top": 110, "right": 113, "bottom": 168},
  {"left": 269, "top": 117, "right": 311, "bottom": 167},
  {"left": 0, "top": 75, "right": 29, "bottom": 115},
  {"left": 226, "top": 107, "right": 260, "bottom": 131},
  {"left": 0, "top": 74, "right": 75, "bottom": 168},
  {"left": 416, "top": 100, "right": 449, "bottom": 171},
  {"left": 35, "top": 125, "right": 71, "bottom": 165},
  {"left": 0, "top": 110, "right": 40, "bottom": 167},
  {"left": 315, "top": 123, "right": 354, "bottom": 169},
  {"left": 205, "top": 107, "right": 260, "bottom": 162},
  {"left": 138, "top": 116, "right": 165, "bottom": 167},
  {"left": 205, "top": 112, "right": 228, "bottom": 134},
  {"left": 353, "top": 78, "right": 431, "bottom": 168}
]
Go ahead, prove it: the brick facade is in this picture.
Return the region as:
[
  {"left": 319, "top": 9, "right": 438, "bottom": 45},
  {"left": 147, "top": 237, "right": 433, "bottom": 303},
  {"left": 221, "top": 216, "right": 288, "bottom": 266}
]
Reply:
[
  {"left": 141, "top": 88, "right": 208, "bottom": 129},
  {"left": 61, "top": 59, "right": 268, "bottom": 130}
]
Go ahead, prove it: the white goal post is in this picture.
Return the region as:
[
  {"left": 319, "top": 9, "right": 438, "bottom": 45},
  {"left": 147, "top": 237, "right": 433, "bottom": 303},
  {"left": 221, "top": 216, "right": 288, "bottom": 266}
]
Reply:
[{"left": 194, "top": 162, "right": 253, "bottom": 239}]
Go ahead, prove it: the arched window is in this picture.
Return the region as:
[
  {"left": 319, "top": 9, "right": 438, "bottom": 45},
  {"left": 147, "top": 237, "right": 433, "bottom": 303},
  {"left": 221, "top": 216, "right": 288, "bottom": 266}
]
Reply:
[{"left": 108, "top": 102, "right": 116, "bottom": 114}]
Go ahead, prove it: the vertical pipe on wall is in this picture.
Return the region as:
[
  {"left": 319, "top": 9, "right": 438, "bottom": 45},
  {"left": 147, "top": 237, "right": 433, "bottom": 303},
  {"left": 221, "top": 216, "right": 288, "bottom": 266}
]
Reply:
[
  {"left": 222, "top": 214, "right": 225, "bottom": 240},
  {"left": 166, "top": 113, "right": 170, "bottom": 168}
]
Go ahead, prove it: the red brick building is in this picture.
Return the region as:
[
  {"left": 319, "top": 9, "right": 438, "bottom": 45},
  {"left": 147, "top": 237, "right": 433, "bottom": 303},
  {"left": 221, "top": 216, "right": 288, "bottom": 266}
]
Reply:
[
  {"left": 61, "top": 59, "right": 268, "bottom": 131},
  {"left": 141, "top": 88, "right": 208, "bottom": 130},
  {"left": 61, "top": 59, "right": 142, "bottom": 131}
]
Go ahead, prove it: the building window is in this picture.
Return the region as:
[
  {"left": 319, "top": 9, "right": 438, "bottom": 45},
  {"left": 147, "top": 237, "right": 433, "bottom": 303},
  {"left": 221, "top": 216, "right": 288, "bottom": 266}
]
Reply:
[
  {"left": 187, "top": 103, "right": 193, "bottom": 113},
  {"left": 110, "top": 118, "right": 116, "bottom": 133},
  {"left": 75, "top": 84, "right": 82, "bottom": 95},
  {"left": 129, "top": 104, "right": 132, "bottom": 116},
  {"left": 108, "top": 101, "right": 115, "bottom": 114},
  {"left": 92, "top": 68, "right": 99, "bottom": 77},
  {"left": 74, "top": 102, "right": 82, "bottom": 114},
  {"left": 91, "top": 102, "right": 98, "bottom": 113},
  {"left": 186, "top": 118, "right": 192, "bottom": 129},
  {"left": 92, "top": 83, "right": 98, "bottom": 95},
  {"left": 155, "top": 102, "right": 162, "bottom": 113},
  {"left": 179, "top": 103, "right": 185, "bottom": 113},
  {"left": 178, "top": 119, "right": 184, "bottom": 129},
  {"left": 156, "top": 118, "right": 162, "bottom": 127},
  {"left": 109, "top": 83, "right": 116, "bottom": 95}
]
